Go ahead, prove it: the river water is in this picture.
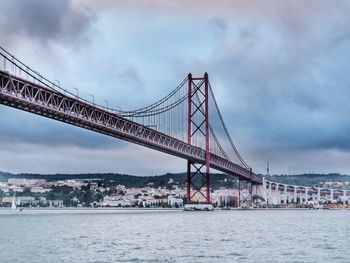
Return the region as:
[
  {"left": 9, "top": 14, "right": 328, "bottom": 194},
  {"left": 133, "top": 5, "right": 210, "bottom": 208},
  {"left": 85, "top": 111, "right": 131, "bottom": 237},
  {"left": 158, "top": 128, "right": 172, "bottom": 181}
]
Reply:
[{"left": 0, "top": 209, "right": 349, "bottom": 263}]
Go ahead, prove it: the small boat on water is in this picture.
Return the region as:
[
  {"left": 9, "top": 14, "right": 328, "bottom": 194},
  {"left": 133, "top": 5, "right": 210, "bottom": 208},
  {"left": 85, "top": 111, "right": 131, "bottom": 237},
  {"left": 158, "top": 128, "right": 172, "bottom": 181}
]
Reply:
[
  {"left": 11, "top": 193, "right": 16, "bottom": 210},
  {"left": 11, "top": 193, "right": 23, "bottom": 212}
]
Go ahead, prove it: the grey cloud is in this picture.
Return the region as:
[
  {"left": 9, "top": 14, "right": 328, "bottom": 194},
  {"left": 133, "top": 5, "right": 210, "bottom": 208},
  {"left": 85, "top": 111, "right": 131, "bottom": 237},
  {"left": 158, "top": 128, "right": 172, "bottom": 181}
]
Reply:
[
  {"left": 0, "top": 107, "right": 125, "bottom": 150},
  {"left": 1, "top": 0, "right": 95, "bottom": 45},
  {"left": 85, "top": 64, "right": 147, "bottom": 110},
  {"left": 116, "top": 67, "right": 144, "bottom": 95},
  {"left": 193, "top": 2, "right": 350, "bottom": 157},
  {"left": 207, "top": 17, "right": 228, "bottom": 37},
  {"left": 1, "top": 0, "right": 350, "bottom": 175}
]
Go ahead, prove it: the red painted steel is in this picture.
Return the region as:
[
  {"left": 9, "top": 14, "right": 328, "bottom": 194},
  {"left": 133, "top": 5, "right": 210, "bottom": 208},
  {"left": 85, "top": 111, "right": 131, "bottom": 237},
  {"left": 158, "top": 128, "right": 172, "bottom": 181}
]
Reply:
[
  {"left": 186, "top": 73, "right": 192, "bottom": 204},
  {"left": 249, "top": 168, "right": 253, "bottom": 207},
  {"left": 186, "top": 73, "right": 211, "bottom": 204},
  {"left": 187, "top": 73, "right": 192, "bottom": 145},
  {"left": 204, "top": 73, "right": 210, "bottom": 203},
  {"left": 238, "top": 179, "right": 241, "bottom": 207},
  {"left": 238, "top": 179, "right": 253, "bottom": 207}
]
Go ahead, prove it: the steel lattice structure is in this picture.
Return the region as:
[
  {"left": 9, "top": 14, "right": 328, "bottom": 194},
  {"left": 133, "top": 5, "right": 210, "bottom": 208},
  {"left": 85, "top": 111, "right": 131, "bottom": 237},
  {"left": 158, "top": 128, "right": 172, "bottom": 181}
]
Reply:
[
  {"left": 0, "top": 47, "right": 263, "bottom": 204},
  {"left": 186, "top": 73, "right": 211, "bottom": 203}
]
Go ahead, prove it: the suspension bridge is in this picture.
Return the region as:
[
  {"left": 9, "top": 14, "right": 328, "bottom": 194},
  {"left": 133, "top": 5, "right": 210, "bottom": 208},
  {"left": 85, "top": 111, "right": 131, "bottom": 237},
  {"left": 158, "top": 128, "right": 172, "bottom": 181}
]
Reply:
[
  {"left": 0, "top": 47, "right": 261, "bottom": 205},
  {"left": 0, "top": 47, "right": 348, "bottom": 207}
]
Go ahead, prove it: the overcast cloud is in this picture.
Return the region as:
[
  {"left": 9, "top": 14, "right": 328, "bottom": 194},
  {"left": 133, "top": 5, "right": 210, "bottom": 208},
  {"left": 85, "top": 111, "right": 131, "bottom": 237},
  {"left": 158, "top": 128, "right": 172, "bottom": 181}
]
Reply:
[{"left": 1, "top": 0, "right": 350, "bottom": 175}]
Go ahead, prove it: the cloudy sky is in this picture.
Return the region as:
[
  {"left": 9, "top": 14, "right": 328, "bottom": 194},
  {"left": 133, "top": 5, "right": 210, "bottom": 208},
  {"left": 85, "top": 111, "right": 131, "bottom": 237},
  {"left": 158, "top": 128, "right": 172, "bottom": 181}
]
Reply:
[{"left": 1, "top": 0, "right": 350, "bottom": 176}]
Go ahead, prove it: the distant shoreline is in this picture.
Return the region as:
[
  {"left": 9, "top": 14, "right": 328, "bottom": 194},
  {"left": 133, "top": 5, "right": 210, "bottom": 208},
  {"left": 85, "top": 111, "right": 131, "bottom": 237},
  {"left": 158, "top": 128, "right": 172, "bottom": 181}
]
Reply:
[
  {"left": 0, "top": 207, "right": 182, "bottom": 211},
  {"left": 0, "top": 207, "right": 349, "bottom": 211}
]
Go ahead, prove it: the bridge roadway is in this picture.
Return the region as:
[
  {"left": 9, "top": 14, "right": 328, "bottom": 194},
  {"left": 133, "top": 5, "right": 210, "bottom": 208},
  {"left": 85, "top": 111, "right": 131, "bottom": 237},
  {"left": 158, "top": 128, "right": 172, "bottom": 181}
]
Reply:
[{"left": 0, "top": 70, "right": 262, "bottom": 184}]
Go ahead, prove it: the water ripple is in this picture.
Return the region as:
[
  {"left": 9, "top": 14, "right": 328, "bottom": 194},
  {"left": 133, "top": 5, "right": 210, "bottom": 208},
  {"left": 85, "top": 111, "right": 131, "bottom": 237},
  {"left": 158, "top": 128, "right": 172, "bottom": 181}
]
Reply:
[{"left": 0, "top": 209, "right": 349, "bottom": 262}]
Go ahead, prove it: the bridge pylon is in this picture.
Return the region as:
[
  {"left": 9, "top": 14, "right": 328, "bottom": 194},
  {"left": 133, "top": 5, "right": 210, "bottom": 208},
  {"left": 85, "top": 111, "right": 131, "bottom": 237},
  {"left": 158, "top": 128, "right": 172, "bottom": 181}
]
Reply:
[
  {"left": 237, "top": 176, "right": 253, "bottom": 208},
  {"left": 186, "top": 72, "right": 211, "bottom": 204}
]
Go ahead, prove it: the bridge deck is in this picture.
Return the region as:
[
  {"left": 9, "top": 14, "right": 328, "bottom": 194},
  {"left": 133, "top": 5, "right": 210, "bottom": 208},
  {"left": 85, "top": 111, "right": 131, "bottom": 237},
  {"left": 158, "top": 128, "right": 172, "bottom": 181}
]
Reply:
[{"left": 0, "top": 70, "right": 262, "bottom": 184}]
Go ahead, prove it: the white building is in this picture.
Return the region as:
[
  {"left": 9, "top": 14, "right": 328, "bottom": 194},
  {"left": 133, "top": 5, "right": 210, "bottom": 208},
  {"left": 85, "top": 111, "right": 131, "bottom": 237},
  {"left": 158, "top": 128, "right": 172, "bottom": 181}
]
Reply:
[
  {"left": 101, "top": 195, "right": 132, "bottom": 207},
  {"left": 168, "top": 196, "right": 184, "bottom": 207}
]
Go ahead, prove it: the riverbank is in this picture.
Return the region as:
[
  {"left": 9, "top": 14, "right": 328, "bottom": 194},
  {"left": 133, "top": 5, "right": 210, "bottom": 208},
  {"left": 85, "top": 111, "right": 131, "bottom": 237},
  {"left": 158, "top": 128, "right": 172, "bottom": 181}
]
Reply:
[{"left": 1, "top": 207, "right": 349, "bottom": 211}]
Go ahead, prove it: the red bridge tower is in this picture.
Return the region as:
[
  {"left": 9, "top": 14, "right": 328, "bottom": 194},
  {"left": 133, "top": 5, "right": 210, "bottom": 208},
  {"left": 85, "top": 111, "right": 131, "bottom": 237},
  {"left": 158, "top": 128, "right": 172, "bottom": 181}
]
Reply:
[{"left": 186, "top": 73, "right": 211, "bottom": 204}]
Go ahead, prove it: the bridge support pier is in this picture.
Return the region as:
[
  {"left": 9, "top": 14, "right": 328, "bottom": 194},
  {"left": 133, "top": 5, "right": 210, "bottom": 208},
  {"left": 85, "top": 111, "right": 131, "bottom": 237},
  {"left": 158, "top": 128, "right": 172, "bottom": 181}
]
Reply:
[
  {"left": 251, "top": 177, "right": 267, "bottom": 206},
  {"left": 294, "top": 187, "right": 297, "bottom": 204},
  {"left": 237, "top": 179, "right": 253, "bottom": 207},
  {"left": 288, "top": 191, "right": 291, "bottom": 204},
  {"left": 275, "top": 185, "right": 280, "bottom": 205},
  {"left": 267, "top": 182, "right": 272, "bottom": 205},
  {"left": 313, "top": 190, "right": 316, "bottom": 202},
  {"left": 330, "top": 189, "right": 334, "bottom": 201},
  {"left": 284, "top": 185, "right": 287, "bottom": 204}
]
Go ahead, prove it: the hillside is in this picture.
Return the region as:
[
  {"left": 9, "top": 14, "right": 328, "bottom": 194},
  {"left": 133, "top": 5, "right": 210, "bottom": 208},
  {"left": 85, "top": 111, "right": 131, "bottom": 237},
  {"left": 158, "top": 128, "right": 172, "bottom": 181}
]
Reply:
[
  {"left": 1, "top": 171, "right": 349, "bottom": 189},
  {"left": 0, "top": 171, "right": 238, "bottom": 189}
]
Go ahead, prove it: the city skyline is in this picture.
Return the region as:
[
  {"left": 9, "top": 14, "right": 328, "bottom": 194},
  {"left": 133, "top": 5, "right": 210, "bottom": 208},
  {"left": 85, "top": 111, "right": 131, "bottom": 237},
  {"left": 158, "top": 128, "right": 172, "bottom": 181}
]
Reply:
[{"left": 1, "top": 0, "right": 350, "bottom": 175}]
